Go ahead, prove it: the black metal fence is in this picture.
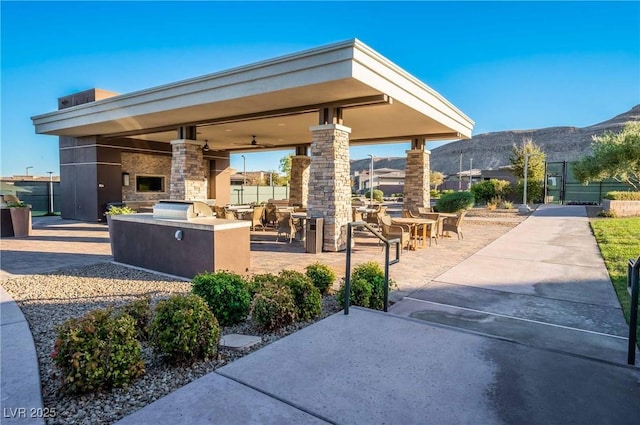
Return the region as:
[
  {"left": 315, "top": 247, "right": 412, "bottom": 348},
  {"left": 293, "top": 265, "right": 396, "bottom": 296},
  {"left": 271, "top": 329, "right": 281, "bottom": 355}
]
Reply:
[{"left": 3, "top": 181, "right": 61, "bottom": 215}]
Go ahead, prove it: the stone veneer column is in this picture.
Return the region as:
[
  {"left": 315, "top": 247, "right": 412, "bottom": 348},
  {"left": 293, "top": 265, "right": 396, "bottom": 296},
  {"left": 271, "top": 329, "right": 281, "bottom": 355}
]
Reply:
[
  {"left": 170, "top": 139, "right": 207, "bottom": 200},
  {"left": 403, "top": 149, "right": 431, "bottom": 211},
  {"left": 308, "top": 124, "right": 352, "bottom": 252},
  {"left": 289, "top": 155, "right": 311, "bottom": 206}
]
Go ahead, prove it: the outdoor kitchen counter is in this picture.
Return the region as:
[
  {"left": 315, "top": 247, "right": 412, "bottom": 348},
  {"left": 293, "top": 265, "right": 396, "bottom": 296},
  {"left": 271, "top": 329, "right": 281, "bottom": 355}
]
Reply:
[{"left": 109, "top": 214, "right": 250, "bottom": 278}]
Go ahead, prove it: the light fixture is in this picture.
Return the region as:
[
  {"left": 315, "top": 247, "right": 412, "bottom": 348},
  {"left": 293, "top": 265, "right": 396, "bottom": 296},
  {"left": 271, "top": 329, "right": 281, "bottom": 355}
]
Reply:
[
  {"left": 202, "top": 139, "right": 210, "bottom": 152},
  {"left": 122, "top": 172, "right": 130, "bottom": 187}
]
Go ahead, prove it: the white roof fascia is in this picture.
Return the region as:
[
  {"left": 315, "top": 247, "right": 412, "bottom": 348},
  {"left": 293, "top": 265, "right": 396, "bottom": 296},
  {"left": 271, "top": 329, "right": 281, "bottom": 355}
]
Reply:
[
  {"left": 32, "top": 40, "right": 360, "bottom": 134},
  {"left": 351, "top": 40, "right": 474, "bottom": 138}
]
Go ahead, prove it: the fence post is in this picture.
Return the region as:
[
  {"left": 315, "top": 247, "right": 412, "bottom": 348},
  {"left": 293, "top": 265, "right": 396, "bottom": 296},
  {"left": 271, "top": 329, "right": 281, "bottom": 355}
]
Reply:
[{"left": 628, "top": 255, "right": 640, "bottom": 365}]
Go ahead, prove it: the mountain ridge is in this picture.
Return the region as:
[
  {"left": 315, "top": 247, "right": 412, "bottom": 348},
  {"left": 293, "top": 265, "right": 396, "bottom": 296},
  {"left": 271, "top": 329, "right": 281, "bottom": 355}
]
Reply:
[{"left": 350, "top": 104, "right": 640, "bottom": 176}]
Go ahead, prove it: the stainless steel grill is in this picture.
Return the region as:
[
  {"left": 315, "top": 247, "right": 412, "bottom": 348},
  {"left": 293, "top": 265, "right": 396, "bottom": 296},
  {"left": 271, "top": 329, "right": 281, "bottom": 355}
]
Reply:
[{"left": 152, "top": 200, "right": 213, "bottom": 220}]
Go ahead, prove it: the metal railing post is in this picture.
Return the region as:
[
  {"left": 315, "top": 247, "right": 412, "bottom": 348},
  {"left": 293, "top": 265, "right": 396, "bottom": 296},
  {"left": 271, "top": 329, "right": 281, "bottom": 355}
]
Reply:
[
  {"left": 344, "top": 224, "right": 353, "bottom": 315},
  {"left": 343, "top": 221, "right": 399, "bottom": 315},
  {"left": 628, "top": 255, "right": 640, "bottom": 365}
]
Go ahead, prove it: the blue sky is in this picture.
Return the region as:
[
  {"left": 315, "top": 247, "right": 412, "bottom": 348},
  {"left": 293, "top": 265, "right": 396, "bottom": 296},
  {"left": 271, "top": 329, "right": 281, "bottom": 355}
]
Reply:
[{"left": 1, "top": 1, "right": 638, "bottom": 176}]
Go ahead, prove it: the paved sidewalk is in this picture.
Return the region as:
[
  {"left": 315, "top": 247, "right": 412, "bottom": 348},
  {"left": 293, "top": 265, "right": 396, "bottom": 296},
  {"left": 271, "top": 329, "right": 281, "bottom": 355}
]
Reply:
[{"left": 115, "top": 205, "right": 640, "bottom": 425}]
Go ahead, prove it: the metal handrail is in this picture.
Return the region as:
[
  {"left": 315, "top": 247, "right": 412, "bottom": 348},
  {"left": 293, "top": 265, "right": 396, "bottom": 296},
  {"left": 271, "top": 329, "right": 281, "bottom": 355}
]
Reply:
[
  {"left": 343, "top": 221, "right": 400, "bottom": 315},
  {"left": 627, "top": 254, "right": 640, "bottom": 365}
]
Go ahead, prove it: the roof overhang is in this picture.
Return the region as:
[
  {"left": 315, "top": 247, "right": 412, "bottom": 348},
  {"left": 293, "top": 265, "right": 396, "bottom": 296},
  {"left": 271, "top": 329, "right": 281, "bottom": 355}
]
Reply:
[{"left": 32, "top": 39, "right": 474, "bottom": 151}]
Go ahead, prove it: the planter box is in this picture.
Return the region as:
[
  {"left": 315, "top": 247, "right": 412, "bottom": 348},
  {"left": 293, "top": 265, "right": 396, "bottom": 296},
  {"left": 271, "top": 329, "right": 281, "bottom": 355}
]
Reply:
[
  {"left": 603, "top": 199, "right": 640, "bottom": 217},
  {"left": 9, "top": 207, "right": 31, "bottom": 237}
]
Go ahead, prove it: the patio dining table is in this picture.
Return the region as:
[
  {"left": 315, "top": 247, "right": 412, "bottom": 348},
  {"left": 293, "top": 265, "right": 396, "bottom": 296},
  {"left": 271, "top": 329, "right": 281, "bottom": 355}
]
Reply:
[{"left": 391, "top": 217, "right": 436, "bottom": 249}]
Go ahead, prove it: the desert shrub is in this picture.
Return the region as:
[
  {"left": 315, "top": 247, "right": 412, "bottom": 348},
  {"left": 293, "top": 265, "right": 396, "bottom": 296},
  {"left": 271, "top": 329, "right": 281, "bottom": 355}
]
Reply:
[
  {"left": 604, "top": 191, "right": 640, "bottom": 201},
  {"left": 598, "top": 210, "right": 617, "bottom": 218},
  {"left": 435, "top": 191, "right": 475, "bottom": 213},
  {"left": 277, "top": 270, "right": 322, "bottom": 321},
  {"left": 501, "top": 200, "right": 514, "bottom": 209},
  {"left": 470, "top": 179, "right": 511, "bottom": 204},
  {"left": 248, "top": 273, "right": 279, "bottom": 296},
  {"left": 251, "top": 284, "right": 297, "bottom": 331},
  {"left": 486, "top": 197, "right": 500, "bottom": 211},
  {"left": 149, "top": 294, "right": 220, "bottom": 364},
  {"left": 364, "top": 189, "right": 384, "bottom": 202},
  {"left": 305, "top": 262, "right": 336, "bottom": 295},
  {"left": 336, "top": 278, "right": 372, "bottom": 308},
  {"left": 52, "top": 308, "right": 144, "bottom": 394},
  {"left": 104, "top": 205, "right": 136, "bottom": 215},
  {"left": 441, "top": 189, "right": 455, "bottom": 196},
  {"left": 116, "top": 297, "right": 152, "bottom": 340},
  {"left": 192, "top": 271, "right": 251, "bottom": 326},
  {"left": 430, "top": 189, "right": 441, "bottom": 199}
]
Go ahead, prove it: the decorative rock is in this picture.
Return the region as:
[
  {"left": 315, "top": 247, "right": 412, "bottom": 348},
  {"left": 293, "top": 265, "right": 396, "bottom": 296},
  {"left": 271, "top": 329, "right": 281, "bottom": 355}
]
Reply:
[{"left": 220, "top": 334, "right": 262, "bottom": 350}]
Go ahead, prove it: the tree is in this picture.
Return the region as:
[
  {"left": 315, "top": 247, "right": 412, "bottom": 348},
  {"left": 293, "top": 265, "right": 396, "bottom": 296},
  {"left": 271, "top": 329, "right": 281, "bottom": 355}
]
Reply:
[
  {"left": 509, "top": 138, "right": 546, "bottom": 180},
  {"left": 430, "top": 171, "right": 445, "bottom": 189},
  {"left": 572, "top": 122, "right": 640, "bottom": 191},
  {"left": 279, "top": 154, "right": 293, "bottom": 184},
  {"left": 509, "top": 138, "right": 546, "bottom": 203}
]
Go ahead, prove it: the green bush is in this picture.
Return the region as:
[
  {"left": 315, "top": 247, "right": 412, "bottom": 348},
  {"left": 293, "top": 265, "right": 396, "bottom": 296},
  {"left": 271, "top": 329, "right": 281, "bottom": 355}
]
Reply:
[
  {"left": 470, "top": 179, "right": 512, "bottom": 204},
  {"left": 52, "top": 308, "right": 144, "bottom": 394},
  {"left": 336, "top": 278, "right": 372, "bottom": 308},
  {"left": 441, "top": 189, "right": 455, "bottom": 196},
  {"left": 336, "top": 262, "right": 393, "bottom": 310},
  {"left": 248, "top": 273, "right": 279, "bottom": 296},
  {"left": 192, "top": 271, "right": 251, "bottom": 326},
  {"left": 598, "top": 210, "right": 617, "bottom": 218},
  {"left": 364, "top": 189, "right": 384, "bottom": 202},
  {"left": 435, "top": 191, "right": 475, "bottom": 213},
  {"left": 251, "top": 284, "right": 297, "bottom": 331},
  {"left": 104, "top": 205, "right": 136, "bottom": 215},
  {"left": 430, "top": 189, "right": 441, "bottom": 199},
  {"left": 277, "top": 270, "right": 322, "bottom": 321},
  {"left": 305, "top": 263, "right": 336, "bottom": 295},
  {"left": 604, "top": 191, "right": 640, "bottom": 201},
  {"left": 116, "top": 297, "right": 152, "bottom": 340},
  {"left": 516, "top": 179, "right": 544, "bottom": 204},
  {"left": 149, "top": 294, "right": 220, "bottom": 364}
]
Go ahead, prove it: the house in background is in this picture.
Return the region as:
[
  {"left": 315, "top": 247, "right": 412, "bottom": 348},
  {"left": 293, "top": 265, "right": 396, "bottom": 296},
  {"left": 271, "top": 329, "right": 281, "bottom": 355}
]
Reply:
[{"left": 353, "top": 168, "right": 405, "bottom": 196}]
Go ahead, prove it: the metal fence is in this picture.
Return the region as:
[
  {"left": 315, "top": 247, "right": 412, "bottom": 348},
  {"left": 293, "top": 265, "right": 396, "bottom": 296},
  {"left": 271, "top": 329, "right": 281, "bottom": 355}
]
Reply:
[
  {"left": 2, "top": 181, "right": 61, "bottom": 215},
  {"left": 230, "top": 185, "right": 289, "bottom": 204}
]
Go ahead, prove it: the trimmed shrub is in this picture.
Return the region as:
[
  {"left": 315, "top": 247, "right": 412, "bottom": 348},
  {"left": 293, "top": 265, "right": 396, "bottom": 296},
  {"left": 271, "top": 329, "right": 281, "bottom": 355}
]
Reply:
[
  {"left": 149, "top": 294, "right": 220, "bottom": 364},
  {"left": 305, "top": 262, "right": 336, "bottom": 295},
  {"left": 336, "top": 278, "right": 372, "bottom": 308},
  {"left": 192, "top": 271, "right": 251, "bottom": 326},
  {"left": 278, "top": 270, "right": 322, "bottom": 321},
  {"left": 116, "top": 297, "right": 152, "bottom": 340},
  {"left": 364, "top": 189, "right": 384, "bottom": 202},
  {"left": 248, "top": 273, "right": 279, "bottom": 296},
  {"left": 604, "top": 191, "right": 640, "bottom": 201},
  {"left": 52, "top": 308, "right": 144, "bottom": 394},
  {"left": 351, "top": 261, "right": 393, "bottom": 310},
  {"left": 470, "top": 179, "right": 511, "bottom": 204},
  {"left": 251, "top": 284, "right": 297, "bottom": 331},
  {"left": 435, "top": 191, "right": 475, "bottom": 213},
  {"left": 430, "top": 189, "right": 441, "bottom": 199}
]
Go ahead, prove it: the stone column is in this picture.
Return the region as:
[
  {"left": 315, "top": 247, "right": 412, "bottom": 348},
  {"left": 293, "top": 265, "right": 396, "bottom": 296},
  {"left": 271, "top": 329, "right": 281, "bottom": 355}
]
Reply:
[
  {"left": 403, "top": 149, "right": 431, "bottom": 211},
  {"left": 308, "top": 124, "right": 352, "bottom": 252},
  {"left": 289, "top": 155, "right": 310, "bottom": 206},
  {"left": 170, "top": 139, "right": 207, "bottom": 200}
]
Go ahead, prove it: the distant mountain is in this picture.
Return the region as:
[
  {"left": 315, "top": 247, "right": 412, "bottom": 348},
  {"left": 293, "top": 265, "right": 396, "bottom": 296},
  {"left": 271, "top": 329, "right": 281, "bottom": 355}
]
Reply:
[{"left": 350, "top": 105, "right": 640, "bottom": 176}]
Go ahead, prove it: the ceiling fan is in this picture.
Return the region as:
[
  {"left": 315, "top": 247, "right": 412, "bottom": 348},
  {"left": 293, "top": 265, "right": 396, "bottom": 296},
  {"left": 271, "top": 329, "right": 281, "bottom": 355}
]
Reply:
[{"left": 233, "top": 135, "right": 275, "bottom": 149}]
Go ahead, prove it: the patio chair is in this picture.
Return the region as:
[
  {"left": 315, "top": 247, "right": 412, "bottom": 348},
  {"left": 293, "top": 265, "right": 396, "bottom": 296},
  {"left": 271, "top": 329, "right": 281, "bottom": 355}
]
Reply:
[
  {"left": 352, "top": 208, "right": 364, "bottom": 222},
  {"left": 249, "top": 205, "right": 265, "bottom": 231},
  {"left": 403, "top": 210, "right": 437, "bottom": 246},
  {"left": 276, "top": 211, "right": 295, "bottom": 243},
  {"left": 418, "top": 206, "right": 433, "bottom": 215},
  {"left": 378, "top": 214, "right": 411, "bottom": 251},
  {"left": 264, "top": 204, "right": 278, "bottom": 227},
  {"left": 442, "top": 210, "right": 466, "bottom": 240},
  {"left": 224, "top": 210, "right": 237, "bottom": 220}
]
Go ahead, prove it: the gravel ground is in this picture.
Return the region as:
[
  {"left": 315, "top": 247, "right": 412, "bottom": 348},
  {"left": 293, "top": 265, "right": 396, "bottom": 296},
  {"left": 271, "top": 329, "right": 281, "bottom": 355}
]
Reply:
[{"left": 2, "top": 263, "right": 340, "bottom": 425}]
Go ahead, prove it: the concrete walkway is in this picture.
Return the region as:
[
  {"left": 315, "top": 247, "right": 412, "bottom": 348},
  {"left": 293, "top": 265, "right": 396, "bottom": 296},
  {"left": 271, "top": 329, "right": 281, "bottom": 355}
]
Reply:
[
  {"left": 3, "top": 208, "right": 640, "bottom": 424},
  {"left": 115, "top": 205, "right": 640, "bottom": 425}
]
